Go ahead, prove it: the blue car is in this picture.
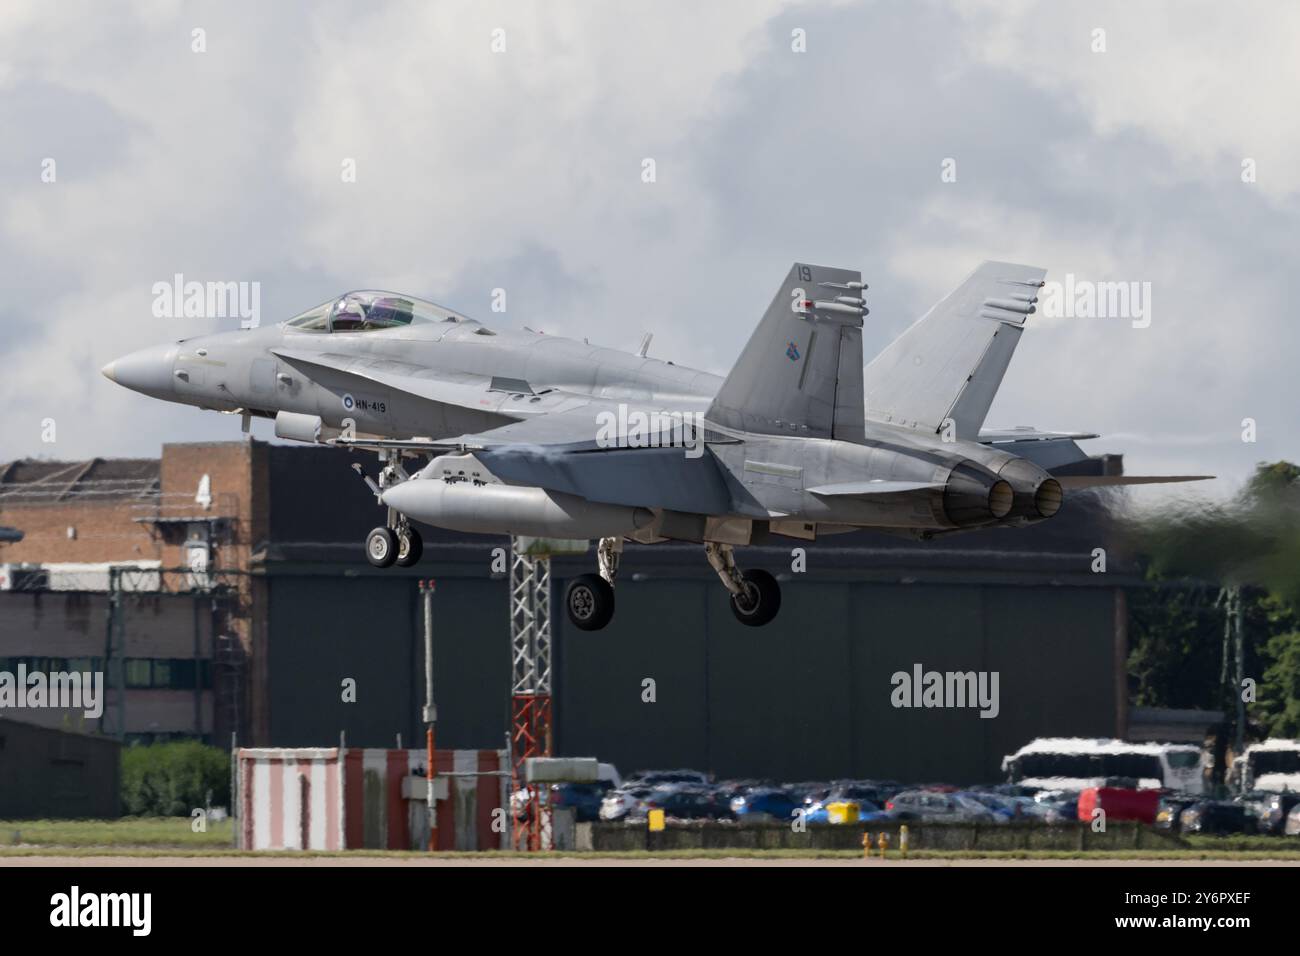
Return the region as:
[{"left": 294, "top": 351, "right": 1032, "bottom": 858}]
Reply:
[
  {"left": 803, "top": 795, "right": 894, "bottom": 825},
  {"left": 956, "top": 791, "right": 1018, "bottom": 822},
  {"left": 731, "top": 788, "right": 801, "bottom": 822}
]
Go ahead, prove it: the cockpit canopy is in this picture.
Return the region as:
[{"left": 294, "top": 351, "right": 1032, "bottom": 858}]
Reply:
[{"left": 285, "top": 291, "right": 474, "bottom": 333}]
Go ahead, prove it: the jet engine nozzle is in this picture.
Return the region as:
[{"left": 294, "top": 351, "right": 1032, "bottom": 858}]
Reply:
[
  {"left": 942, "top": 461, "right": 1014, "bottom": 526},
  {"left": 1035, "top": 477, "right": 1062, "bottom": 518},
  {"left": 995, "top": 458, "right": 1063, "bottom": 521}
]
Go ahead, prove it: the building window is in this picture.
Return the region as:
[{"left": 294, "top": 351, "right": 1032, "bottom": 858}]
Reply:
[
  {"left": 1, "top": 656, "right": 207, "bottom": 689},
  {"left": 125, "top": 660, "right": 153, "bottom": 688}
]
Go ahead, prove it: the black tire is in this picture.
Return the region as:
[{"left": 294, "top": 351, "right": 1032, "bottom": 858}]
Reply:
[
  {"left": 729, "top": 568, "right": 781, "bottom": 626},
  {"left": 365, "top": 526, "right": 398, "bottom": 568},
  {"left": 395, "top": 527, "right": 423, "bottom": 567},
  {"left": 565, "top": 573, "right": 615, "bottom": 631}
]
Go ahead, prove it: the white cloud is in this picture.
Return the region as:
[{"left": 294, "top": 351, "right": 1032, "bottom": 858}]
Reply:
[
  {"left": 0, "top": 0, "right": 1293, "bottom": 509},
  {"left": 960, "top": 0, "right": 1300, "bottom": 199}
]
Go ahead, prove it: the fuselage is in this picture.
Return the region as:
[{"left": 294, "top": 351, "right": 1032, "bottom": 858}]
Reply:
[{"left": 104, "top": 294, "right": 1060, "bottom": 536}]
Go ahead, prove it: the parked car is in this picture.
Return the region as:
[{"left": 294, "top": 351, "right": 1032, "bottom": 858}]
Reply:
[
  {"left": 1178, "top": 800, "right": 1257, "bottom": 835},
  {"left": 886, "top": 790, "right": 995, "bottom": 823},
  {"left": 703, "top": 780, "right": 766, "bottom": 820},
  {"left": 1032, "top": 789, "right": 1080, "bottom": 823},
  {"left": 627, "top": 769, "right": 710, "bottom": 787},
  {"left": 549, "top": 782, "right": 613, "bottom": 822},
  {"left": 803, "top": 794, "right": 893, "bottom": 825},
  {"left": 1243, "top": 791, "right": 1300, "bottom": 835},
  {"left": 646, "top": 786, "right": 721, "bottom": 821},
  {"left": 599, "top": 785, "right": 655, "bottom": 821},
  {"left": 731, "top": 787, "right": 801, "bottom": 823},
  {"left": 956, "top": 791, "right": 1019, "bottom": 823},
  {"left": 800, "top": 783, "right": 900, "bottom": 824},
  {"left": 986, "top": 783, "right": 1043, "bottom": 799},
  {"left": 1155, "top": 794, "right": 1199, "bottom": 831}
]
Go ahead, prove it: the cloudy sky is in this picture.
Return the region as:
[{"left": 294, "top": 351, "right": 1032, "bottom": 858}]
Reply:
[{"left": 1, "top": 0, "right": 1295, "bottom": 502}]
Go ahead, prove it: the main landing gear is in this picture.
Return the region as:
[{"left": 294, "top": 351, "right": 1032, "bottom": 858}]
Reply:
[
  {"left": 356, "top": 457, "right": 424, "bottom": 569},
  {"left": 705, "top": 541, "right": 781, "bottom": 627},
  {"left": 562, "top": 538, "right": 782, "bottom": 631},
  {"left": 564, "top": 537, "right": 620, "bottom": 631}
]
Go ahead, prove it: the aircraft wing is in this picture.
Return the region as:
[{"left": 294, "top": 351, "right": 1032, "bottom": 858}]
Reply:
[{"left": 437, "top": 401, "right": 734, "bottom": 515}]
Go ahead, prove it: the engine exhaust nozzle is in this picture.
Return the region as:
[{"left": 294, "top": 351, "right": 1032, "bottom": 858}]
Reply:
[
  {"left": 996, "top": 458, "right": 1063, "bottom": 521},
  {"left": 943, "top": 461, "right": 1014, "bottom": 527}
]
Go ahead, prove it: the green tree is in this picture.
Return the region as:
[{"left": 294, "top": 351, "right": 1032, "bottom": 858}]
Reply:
[
  {"left": 1126, "top": 461, "right": 1300, "bottom": 740},
  {"left": 121, "top": 741, "right": 230, "bottom": 817}
]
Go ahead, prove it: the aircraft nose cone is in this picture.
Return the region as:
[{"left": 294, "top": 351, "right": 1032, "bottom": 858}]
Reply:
[{"left": 102, "top": 344, "right": 178, "bottom": 397}]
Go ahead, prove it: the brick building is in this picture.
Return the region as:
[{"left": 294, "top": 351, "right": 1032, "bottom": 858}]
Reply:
[{"left": 0, "top": 444, "right": 263, "bottom": 744}]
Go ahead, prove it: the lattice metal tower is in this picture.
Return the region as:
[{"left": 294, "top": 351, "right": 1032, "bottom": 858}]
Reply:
[{"left": 509, "top": 538, "right": 553, "bottom": 850}]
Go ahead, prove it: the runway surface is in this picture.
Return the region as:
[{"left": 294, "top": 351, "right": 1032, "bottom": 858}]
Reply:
[{"left": 4, "top": 855, "right": 1298, "bottom": 867}]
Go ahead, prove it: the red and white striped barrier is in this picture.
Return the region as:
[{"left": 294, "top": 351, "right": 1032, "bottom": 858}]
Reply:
[{"left": 237, "top": 747, "right": 508, "bottom": 851}]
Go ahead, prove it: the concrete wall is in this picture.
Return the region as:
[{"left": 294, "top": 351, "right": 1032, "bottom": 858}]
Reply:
[{"left": 583, "top": 820, "right": 1182, "bottom": 853}]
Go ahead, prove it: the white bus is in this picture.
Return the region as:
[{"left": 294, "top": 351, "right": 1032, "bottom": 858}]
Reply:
[
  {"left": 1229, "top": 739, "right": 1300, "bottom": 794},
  {"left": 1002, "top": 737, "right": 1205, "bottom": 794}
]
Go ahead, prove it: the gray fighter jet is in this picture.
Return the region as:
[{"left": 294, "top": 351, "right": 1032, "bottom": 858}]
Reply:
[{"left": 103, "top": 261, "right": 1206, "bottom": 630}]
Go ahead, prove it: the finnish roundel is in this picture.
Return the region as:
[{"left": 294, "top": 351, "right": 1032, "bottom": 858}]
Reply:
[{"left": 341, "top": 393, "right": 355, "bottom": 411}]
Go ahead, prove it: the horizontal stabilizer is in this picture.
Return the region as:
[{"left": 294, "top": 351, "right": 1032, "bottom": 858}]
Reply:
[
  {"left": 980, "top": 426, "right": 1100, "bottom": 444},
  {"left": 1057, "top": 475, "right": 1214, "bottom": 489},
  {"left": 807, "top": 480, "right": 943, "bottom": 496}
]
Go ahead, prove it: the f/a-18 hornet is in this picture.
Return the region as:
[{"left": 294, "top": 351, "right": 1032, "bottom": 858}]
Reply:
[{"left": 103, "top": 261, "right": 1205, "bottom": 630}]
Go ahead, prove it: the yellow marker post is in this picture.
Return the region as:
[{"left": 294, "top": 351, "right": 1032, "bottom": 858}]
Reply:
[
  {"left": 877, "top": 831, "right": 889, "bottom": 858},
  {"left": 861, "top": 832, "right": 871, "bottom": 859},
  {"left": 648, "top": 809, "right": 666, "bottom": 832},
  {"left": 899, "top": 824, "right": 909, "bottom": 858}
]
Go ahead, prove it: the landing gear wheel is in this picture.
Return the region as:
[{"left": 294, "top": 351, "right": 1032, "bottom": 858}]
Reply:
[
  {"left": 566, "top": 573, "right": 616, "bottom": 631},
  {"left": 729, "top": 569, "right": 781, "bottom": 626},
  {"left": 395, "top": 527, "right": 423, "bottom": 567},
  {"left": 365, "top": 527, "right": 398, "bottom": 569}
]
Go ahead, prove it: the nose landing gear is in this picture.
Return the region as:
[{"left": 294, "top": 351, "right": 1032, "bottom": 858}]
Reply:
[
  {"left": 356, "top": 456, "right": 424, "bottom": 569},
  {"left": 365, "top": 518, "right": 423, "bottom": 568}
]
